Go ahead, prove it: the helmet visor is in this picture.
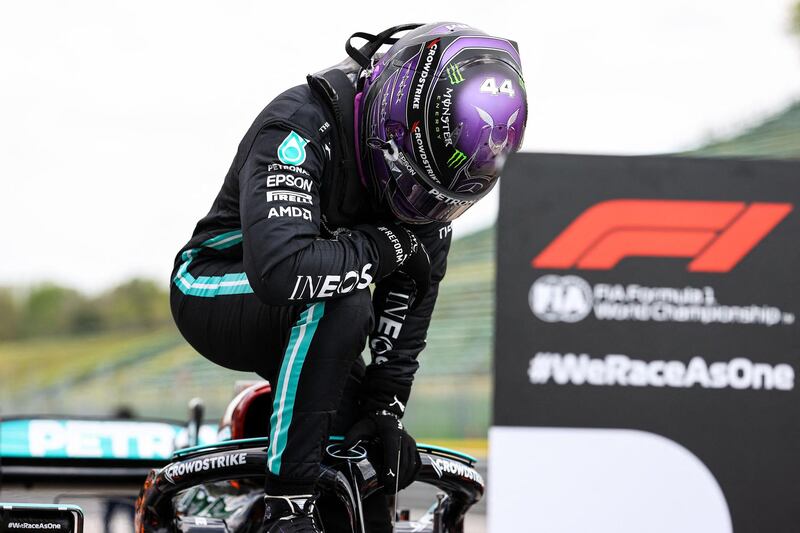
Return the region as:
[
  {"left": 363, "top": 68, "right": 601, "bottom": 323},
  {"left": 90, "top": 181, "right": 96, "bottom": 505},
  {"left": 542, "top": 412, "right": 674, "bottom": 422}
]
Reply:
[{"left": 373, "top": 139, "right": 496, "bottom": 223}]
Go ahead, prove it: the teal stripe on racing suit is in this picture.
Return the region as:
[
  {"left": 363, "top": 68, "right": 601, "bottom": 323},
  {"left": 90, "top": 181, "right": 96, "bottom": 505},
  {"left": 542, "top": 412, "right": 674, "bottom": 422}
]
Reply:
[
  {"left": 268, "top": 302, "right": 325, "bottom": 475},
  {"left": 173, "top": 230, "right": 254, "bottom": 297}
]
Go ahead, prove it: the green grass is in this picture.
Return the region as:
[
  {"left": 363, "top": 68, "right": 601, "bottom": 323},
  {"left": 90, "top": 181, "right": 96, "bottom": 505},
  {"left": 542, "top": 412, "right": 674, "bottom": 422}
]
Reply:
[
  {"left": 0, "top": 328, "right": 181, "bottom": 394},
  {"left": 687, "top": 101, "right": 800, "bottom": 159}
]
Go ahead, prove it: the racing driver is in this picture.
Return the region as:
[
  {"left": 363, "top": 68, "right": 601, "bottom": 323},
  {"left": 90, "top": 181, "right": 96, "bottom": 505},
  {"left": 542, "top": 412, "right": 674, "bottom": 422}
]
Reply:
[{"left": 170, "top": 21, "right": 527, "bottom": 532}]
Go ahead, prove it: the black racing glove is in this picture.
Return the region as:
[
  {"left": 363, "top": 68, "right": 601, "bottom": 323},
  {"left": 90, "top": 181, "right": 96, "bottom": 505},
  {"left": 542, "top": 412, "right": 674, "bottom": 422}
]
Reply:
[
  {"left": 355, "top": 223, "right": 431, "bottom": 308},
  {"left": 341, "top": 410, "right": 422, "bottom": 494}
]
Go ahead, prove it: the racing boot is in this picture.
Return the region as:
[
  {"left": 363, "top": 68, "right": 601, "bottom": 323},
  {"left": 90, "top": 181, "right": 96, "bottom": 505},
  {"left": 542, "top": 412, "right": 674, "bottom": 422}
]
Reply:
[{"left": 262, "top": 494, "right": 320, "bottom": 532}]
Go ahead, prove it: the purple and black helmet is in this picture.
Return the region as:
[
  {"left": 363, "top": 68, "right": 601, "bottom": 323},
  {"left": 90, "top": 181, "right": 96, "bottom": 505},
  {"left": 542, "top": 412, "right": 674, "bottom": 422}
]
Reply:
[{"left": 352, "top": 22, "right": 527, "bottom": 224}]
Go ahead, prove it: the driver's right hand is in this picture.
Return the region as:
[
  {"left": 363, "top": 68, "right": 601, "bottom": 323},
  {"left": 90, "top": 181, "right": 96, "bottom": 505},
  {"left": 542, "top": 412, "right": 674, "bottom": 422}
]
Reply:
[{"left": 341, "top": 410, "right": 421, "bottom": 494}]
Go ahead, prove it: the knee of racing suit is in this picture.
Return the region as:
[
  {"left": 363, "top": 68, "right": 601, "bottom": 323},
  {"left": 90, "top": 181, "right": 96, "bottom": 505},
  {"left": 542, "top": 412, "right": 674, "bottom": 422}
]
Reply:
[{"left": 314, "top": 286, "right": 374, "bottom": 365}]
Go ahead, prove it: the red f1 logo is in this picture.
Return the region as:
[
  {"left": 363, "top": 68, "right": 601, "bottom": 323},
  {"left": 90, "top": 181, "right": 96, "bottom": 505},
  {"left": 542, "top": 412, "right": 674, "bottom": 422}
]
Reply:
[{"left": 532, "top": 199, "right": 792, "bottom": 272}]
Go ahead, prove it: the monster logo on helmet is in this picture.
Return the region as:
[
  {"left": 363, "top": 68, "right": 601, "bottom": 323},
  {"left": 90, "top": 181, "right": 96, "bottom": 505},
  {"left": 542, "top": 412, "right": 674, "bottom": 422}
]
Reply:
[{"left": 351, "top": 22, "right": 528, "bottom": 224}]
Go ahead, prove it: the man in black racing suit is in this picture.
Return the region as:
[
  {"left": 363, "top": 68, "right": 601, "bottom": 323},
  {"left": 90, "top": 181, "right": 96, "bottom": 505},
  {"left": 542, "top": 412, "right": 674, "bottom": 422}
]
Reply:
[{"left": 170, "top": 22, "right": 527, "bottom": 532}]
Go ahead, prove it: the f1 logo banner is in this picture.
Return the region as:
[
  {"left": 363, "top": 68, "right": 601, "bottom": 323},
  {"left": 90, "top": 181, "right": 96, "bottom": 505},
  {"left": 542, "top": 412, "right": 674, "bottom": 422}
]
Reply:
[
  {"left": 532, "top": 199, "right": 792, "bottom": 272},
  {"left": 490, "top": 154, "right": 800, "bottom": 533}
]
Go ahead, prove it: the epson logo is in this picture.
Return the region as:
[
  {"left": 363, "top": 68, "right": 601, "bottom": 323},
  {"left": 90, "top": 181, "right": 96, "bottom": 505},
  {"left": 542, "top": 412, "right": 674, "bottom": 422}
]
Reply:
[
  {"left": 412, "top": 41, "right": 439, "bottom": 110},
  {"left": 289, "top": 264, "right": 374, "bottom": 300},
  {"left": 395, "top": 152, "right": 418, "bottom": 177},
  {"left": 265, "top": 174, "right": 313, "bottom": 192}
]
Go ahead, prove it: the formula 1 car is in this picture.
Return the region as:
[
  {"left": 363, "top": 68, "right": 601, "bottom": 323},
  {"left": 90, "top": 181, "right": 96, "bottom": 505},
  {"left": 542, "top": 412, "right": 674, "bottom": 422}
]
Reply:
[{"left": 135, "top": 382, "right": 484, "bottom": 532}]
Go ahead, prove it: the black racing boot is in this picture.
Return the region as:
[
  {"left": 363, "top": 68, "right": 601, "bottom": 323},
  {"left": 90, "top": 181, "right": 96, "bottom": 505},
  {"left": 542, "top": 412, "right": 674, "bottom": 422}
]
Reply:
[{"left": 262, "top": 494, "right": 321, "bottom": 532}]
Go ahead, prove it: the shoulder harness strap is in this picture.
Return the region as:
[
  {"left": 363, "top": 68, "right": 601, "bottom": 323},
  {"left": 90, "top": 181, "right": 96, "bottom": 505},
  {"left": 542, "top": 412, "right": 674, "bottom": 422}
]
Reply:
[{"left": 307, "top": 69, "right": 358, "bottom": 181}]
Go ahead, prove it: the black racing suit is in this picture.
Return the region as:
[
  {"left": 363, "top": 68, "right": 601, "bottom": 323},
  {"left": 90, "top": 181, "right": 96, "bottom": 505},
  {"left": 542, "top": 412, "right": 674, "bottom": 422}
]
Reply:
[{"left": 169, "top": 65, "right": 452, "bottom": 504}]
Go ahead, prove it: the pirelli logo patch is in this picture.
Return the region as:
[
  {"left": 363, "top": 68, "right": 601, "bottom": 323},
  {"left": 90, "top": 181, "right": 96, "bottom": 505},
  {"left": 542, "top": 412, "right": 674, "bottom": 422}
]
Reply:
[{"left": 266, "top": 190, "right": 313, "bottom": 205}]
